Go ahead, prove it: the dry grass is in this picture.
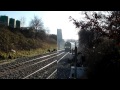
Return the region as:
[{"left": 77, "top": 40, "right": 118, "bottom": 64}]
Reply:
[{"left": 0, "top": 43, "right": 57, "bottom": 64}]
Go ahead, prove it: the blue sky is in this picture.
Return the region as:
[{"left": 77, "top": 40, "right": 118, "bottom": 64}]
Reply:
[{"left": 0, "top": 11, "right": 83, "bottom": 40}]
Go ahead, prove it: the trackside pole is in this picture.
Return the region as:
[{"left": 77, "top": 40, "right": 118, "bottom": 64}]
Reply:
[{"left": 74, "top": 42, "right": 77, "bottom": 79}]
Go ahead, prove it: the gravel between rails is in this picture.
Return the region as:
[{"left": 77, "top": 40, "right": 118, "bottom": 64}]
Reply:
[
  {"left": 0, "top": 52, "right": 58, "bottom": 72},
  {"left": 0, "top": 54, "right": 58, "bottom": 74},
  {"left": 0, "top": 51, "right": 57, "bottom": 68},
  {"left": 0, "top": 52, "right": 65, "bottom": 79},
  {"left": 23, "top": 53, "right": 65, "bottom": 79},
  {"left": 0, "top": 57, "right": 57, "bottom": 79},
  {"left": 57, "top": 52, "right": 72, "bottom": 79},
  {"left": 46, "top": 69, "right": 57, "bottom": 79},
  {"left": 27, "top": 62, "right": 57, "bottom": 79}
]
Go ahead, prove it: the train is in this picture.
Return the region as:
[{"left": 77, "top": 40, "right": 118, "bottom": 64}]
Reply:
[
  {"left": 64, "top": 41, "right": 75, "bottom": 52},
  {"left": 64, "top": 42, "right": 71, "bottom": 52}
]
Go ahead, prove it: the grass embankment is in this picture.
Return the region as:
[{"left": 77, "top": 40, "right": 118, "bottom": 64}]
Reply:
[
  {"left": 0, "top": 26, "right": 57, "bottom": 64},
  {"left": 0, "top": 43, "right": 56, "bottom": 64}
]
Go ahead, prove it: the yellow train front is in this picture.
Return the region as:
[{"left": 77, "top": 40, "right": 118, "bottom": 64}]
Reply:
[{"left": 64, "top": 42, "right": 71, "bottom": 52}]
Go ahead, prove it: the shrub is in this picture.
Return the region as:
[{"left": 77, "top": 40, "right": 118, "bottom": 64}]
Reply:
[{"left": 86, "top": 38, "right": 120, "bottom": 79}]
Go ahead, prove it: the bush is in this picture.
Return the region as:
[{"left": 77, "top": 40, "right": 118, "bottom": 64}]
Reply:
[
  {"left": 0, "top": 26, "right": 56, "bottom": 53},
  {"left": 86, "top": 38, "right": 120, "bottom": 79}
]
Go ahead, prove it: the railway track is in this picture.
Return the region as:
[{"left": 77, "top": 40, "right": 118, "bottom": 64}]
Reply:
[
  {"left": 0, "top": 50, "right": 65, "bottom": 79},
  {"left": 0, "top": 52, "right": 58, "bottom": 72}
]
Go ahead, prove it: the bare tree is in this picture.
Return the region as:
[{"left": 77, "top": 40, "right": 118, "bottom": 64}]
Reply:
[
  {"left": 29, "top": 15, "right": 43, "bottom": 30},
  {"left": 20, "top": 17, "right": 26, "bottom": 27}
]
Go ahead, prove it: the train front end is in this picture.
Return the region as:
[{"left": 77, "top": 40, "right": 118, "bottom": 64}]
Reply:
[{"left": 64, "top": 42, "right": 71, "bottom": 52}]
